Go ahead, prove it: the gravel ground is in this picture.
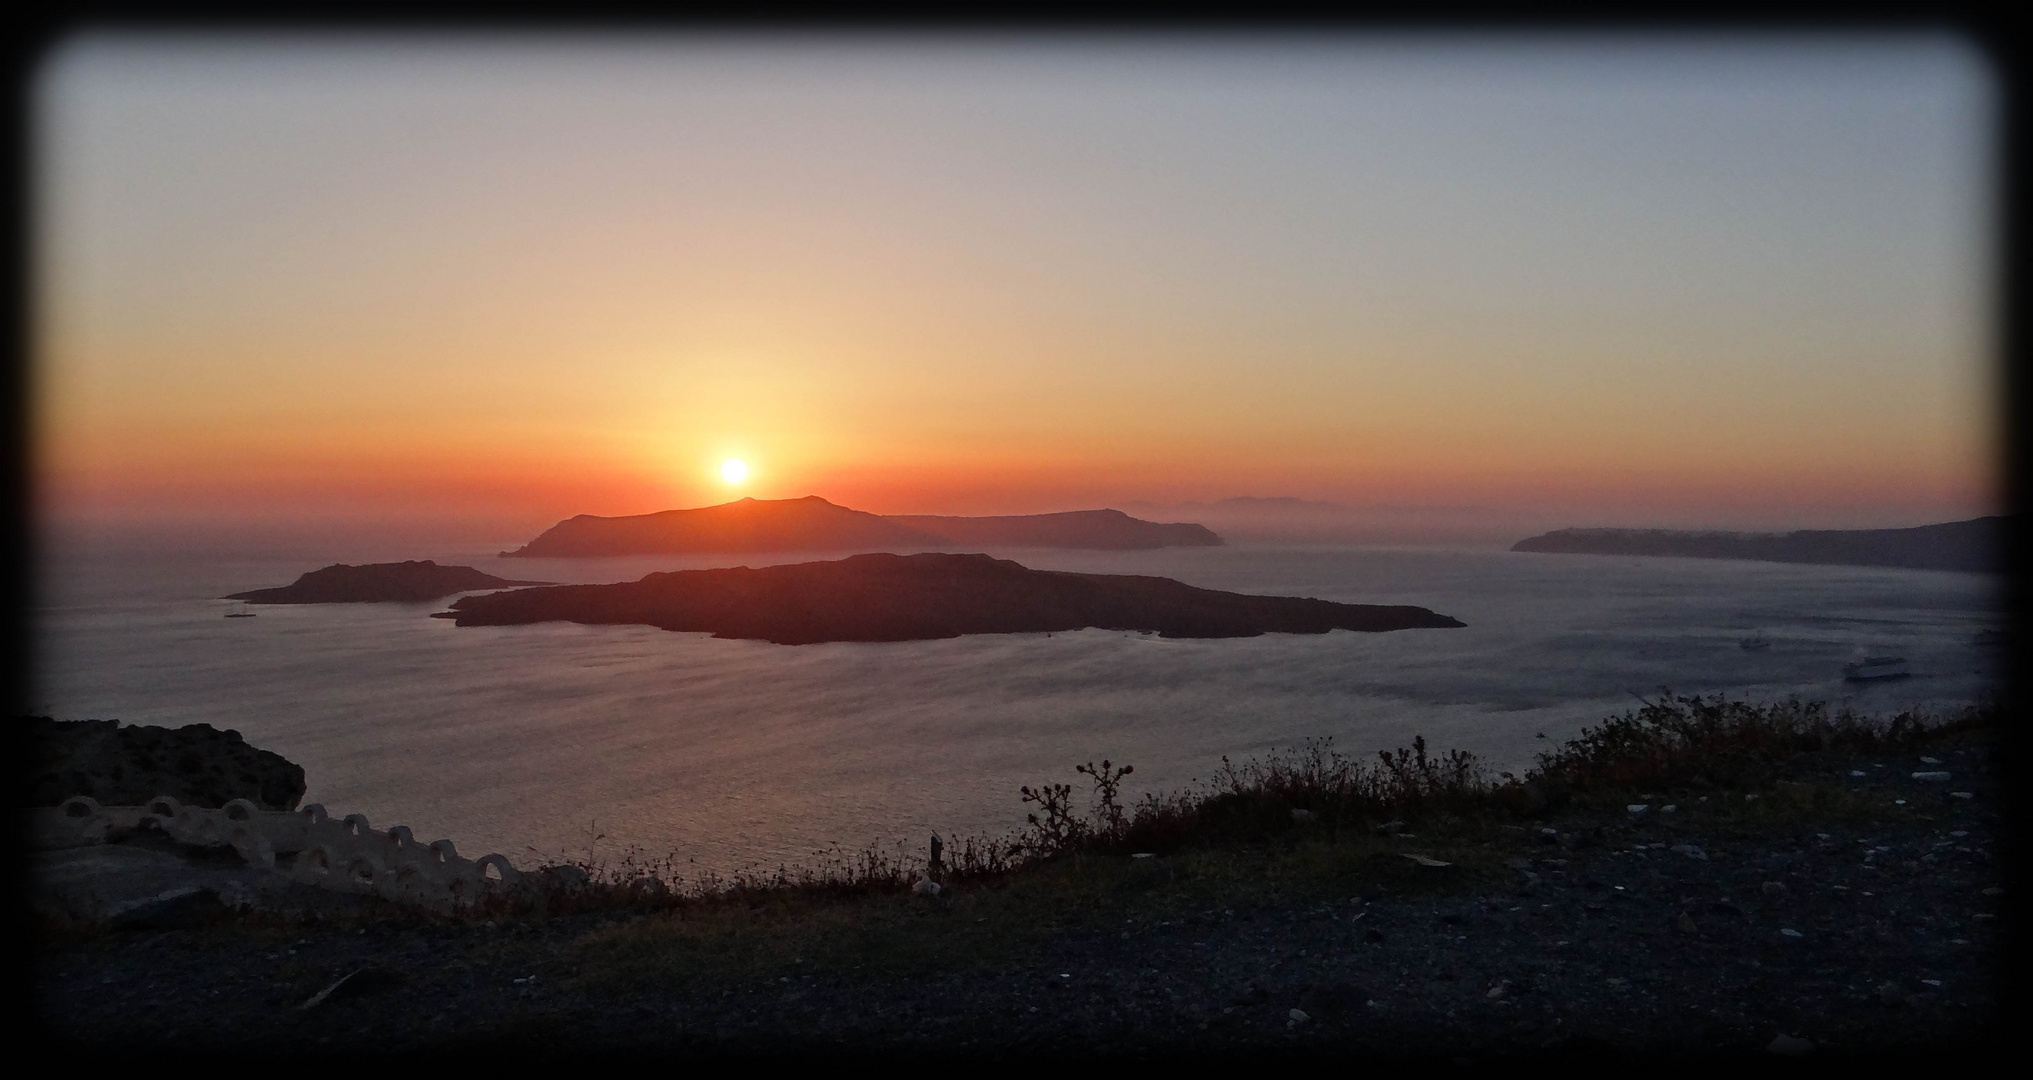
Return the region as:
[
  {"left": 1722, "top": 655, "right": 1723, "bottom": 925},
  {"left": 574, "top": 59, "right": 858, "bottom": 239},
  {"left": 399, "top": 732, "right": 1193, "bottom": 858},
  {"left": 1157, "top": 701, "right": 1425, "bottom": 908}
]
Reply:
[{"left": 32, "top": 737, "right": 2005, "bottom": 1061}]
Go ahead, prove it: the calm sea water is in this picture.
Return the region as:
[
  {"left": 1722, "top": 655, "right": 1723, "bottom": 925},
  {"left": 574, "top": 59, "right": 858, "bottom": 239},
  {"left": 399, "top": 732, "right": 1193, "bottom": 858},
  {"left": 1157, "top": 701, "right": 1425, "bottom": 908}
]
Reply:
[{"left": 32, "top": 542, "right": 2003, "bottom": 877}]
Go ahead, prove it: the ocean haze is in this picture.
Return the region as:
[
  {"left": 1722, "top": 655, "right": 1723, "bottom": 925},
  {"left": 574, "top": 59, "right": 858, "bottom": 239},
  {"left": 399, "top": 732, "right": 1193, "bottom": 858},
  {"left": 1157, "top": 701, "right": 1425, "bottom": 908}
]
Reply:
[{"left": 34, "top": 542, "right": 2001, "bottom": 878}]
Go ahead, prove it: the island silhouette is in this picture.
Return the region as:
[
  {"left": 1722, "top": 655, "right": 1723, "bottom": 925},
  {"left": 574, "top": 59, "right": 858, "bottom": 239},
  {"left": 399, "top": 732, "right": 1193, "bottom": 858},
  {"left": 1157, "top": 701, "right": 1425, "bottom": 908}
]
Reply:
[
  {"left": 1511, "top": 515, "right": 2005, "bottom": 573},
  {"left": 437, "top": 551, "right": 1463, "bottom": 644},
  {"left": 499, "top": 496, "right": 1221, "bottom": 557},
  {"left": 223, "top": 560, "right": 553, "bottom": 604}
]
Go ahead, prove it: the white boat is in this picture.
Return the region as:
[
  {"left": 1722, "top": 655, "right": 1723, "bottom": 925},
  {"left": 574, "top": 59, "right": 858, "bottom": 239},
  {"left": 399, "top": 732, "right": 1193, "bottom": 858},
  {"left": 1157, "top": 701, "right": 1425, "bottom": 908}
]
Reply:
[{"left": 1843, "top": 656, "right": 1909, "bottom": 681}]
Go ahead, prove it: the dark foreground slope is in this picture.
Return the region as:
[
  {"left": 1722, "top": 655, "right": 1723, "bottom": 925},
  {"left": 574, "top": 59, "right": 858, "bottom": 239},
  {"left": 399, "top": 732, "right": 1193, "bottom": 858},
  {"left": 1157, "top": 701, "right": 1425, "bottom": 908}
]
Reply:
[
  {"left": 444, "top": 551, "right": 1462, "bottom": 643},
  {"left": 1511, "top": 516, "right": 2005, "bottom": 573},
  {"left": 224, "top": 561, "right": 552, "bottom": 604},
  {"left": 32, "top": 704, "right": 2000, "bottom": 1060},
  {"left": 886, "top": 508, "right": 1220, "bottom": 549},
  {"left": 501, "top": 496, "right": 1222, "bottom": 557}
]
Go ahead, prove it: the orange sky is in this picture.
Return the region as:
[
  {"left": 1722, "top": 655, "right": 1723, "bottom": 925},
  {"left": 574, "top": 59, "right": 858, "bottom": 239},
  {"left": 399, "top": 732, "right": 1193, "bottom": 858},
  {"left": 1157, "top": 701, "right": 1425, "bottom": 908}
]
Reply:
[{"left": 34, "top": 35, "right": 2000, "bottom": 541}]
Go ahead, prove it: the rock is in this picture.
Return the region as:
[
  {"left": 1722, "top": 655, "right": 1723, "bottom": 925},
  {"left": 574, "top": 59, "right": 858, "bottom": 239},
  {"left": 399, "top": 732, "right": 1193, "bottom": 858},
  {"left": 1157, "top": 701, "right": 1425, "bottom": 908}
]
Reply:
[
  {"left": 1671, "top": 844, "right": 1708, "bottom": 860},
  {"left": 1767, "top": 1034, "right": 1815, "bottom": 1056},
  {"left": 1762, "top": 881, "right": 1788, "bottom": 895},
  {"left": 26, "top": 716, "right": 306, "bottom": 811},
  {"left": 1627, "top": 804, "right": 1649, "bottom": 815},
  {"left": 32, "top": 844, "right": 279, "bottom": 926},
  {"left": 1290, "top": 809, "right": 1316, "bottom": 824},
  {"left": 1400, "top": 853, "right": 1451, "bottom": 868},
  {"left": 1363, "top": 928, "right": 1385, "bottom": 944},
  {"left": 1374, "top": 820, "right": 1407, "bottom": 835},
  {"left": 1288, "top": 1008, "right": 1310, "bottom": 1023},
  {"left": 1676, "top": 911, "right": 1698, "bottom": 934},
  {"left": 1660, "top": 804, "right": 1677, "bottom": 813},
  {"left": 1912, "top": 771, "right": 1952, "bottom": 782},
  {"left": 912, "top": 878, "right": 942, "bottom": 897},
  {"left": 1950, "top": 791, "right": 1975, "bottom": 799},
  {"left": 1876, "top": 981, "right": 1907, "bottom": 1006},
  {"left": 1779, "top": 928, "right": 1803, "bottom": 938}
]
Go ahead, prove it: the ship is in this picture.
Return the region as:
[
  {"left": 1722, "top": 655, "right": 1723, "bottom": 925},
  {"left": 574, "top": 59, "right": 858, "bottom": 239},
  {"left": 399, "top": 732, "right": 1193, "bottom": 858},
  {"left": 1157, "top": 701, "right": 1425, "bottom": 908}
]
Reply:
[{"left": 1843, "top": 656, "right": 1910, "bottom": 682}]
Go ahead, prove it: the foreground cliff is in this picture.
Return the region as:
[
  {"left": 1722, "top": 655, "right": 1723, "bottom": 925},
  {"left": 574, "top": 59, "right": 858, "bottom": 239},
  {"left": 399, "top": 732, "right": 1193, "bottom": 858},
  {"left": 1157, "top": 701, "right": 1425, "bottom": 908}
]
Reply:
[
  {"left": 1511, "top": 515, "right": 2006, "bottom": 573},
  {"left": 26, "top": 716, "right": 306, "bottom": 810},
  {"left": 225, "top": 560, "right": 552, "bottom": 603},
  {"left": 444, "top": 551, "right": 1462, "bottom": 643},
  {"left": 501, "top": 496, "right": 1221, "bottom": 557}
]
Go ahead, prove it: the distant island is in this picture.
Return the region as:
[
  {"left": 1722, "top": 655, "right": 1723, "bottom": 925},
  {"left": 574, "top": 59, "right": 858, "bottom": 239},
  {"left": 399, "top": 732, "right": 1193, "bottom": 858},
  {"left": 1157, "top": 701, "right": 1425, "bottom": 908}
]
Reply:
[
  {"left": 441, "top": 551, "right": 1462, "bottom": 644},
  {"left": 884, "top": 509, "right": 1219, "bottom": 550},
  {"left": 1510, "top": 515, "right": 2006, "bottom": 573},
  {"left": 224, "top": 560, "right": 554, "bottom": 604},
  {"left": 500, "top": 496, "right": 1222, "bottom": 557}
]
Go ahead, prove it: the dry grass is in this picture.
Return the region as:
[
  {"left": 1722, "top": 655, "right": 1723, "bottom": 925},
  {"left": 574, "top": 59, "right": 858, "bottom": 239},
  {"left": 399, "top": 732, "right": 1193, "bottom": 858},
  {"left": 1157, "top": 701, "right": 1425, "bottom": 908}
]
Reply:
[{"left": 500, "top": 695, "right": 1996, "bottom": 929}]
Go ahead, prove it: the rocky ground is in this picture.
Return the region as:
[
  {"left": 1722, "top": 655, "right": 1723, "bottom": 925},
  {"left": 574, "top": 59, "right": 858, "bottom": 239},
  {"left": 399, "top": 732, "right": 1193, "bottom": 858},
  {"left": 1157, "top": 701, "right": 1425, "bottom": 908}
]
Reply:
[{"left": 31, "top": 731, "right": 2004, "bottom": 1061}]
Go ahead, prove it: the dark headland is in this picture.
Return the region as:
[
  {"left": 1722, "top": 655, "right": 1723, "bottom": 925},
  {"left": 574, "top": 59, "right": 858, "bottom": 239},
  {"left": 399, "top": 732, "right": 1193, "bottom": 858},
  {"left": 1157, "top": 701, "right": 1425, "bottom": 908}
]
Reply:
[
  {"left": 223, "top": 560, "right": 553, "bottom": 604},
  {"left": 443, "top": 551, "right": 1462, "bottom": 643},
  {"left": 1510, "top": 515, "right": 2006, "bottom": 573},
  {"left": 499, "top": 495, "right": 1221, "bottom": 557}
]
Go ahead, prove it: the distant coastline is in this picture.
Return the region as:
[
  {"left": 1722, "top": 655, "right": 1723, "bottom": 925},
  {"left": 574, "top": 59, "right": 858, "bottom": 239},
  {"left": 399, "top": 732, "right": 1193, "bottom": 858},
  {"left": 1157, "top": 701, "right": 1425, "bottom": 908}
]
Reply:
[
  {"left": 1510, "top": 515, "right": 2005, "bottom": 573},
  {"left": 500, "top": 496, "right": 1221, "bottom": 558}
]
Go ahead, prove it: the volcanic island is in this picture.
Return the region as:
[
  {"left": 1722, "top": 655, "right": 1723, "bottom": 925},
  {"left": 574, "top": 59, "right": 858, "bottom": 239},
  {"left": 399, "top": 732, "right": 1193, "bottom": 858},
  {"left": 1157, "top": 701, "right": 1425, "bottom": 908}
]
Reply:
[
  {"left": 224, "top": 560, "right": 553, "bottom": 604},
  {"left": 437, "top": 551, "right": 1464, "bottom": 644}
]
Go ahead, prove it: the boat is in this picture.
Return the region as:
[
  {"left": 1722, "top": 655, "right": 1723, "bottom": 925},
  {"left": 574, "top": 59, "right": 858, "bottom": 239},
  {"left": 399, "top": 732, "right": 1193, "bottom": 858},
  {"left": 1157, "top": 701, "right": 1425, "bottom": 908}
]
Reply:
[
  {"left": 224, "top": 611, "right": 257, "bottom": 618},
  {"left": 1843, "top": 656, "right": 1909, "bottom": 682},
  {"left": 1739, "top": 633, "right": 1771, "bottom": 651}
]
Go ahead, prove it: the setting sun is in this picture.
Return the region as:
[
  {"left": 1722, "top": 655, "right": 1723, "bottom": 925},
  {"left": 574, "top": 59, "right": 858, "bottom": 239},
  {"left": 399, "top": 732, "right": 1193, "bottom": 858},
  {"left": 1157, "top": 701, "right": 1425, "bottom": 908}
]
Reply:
[{"left": 720, "top": 458, "right": 748, "bottom": 484}]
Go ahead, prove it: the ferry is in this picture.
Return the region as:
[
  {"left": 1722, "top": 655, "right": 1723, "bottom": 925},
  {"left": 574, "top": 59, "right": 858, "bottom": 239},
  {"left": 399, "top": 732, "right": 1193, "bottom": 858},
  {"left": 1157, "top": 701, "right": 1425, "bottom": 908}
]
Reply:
[{"left": 1843, "top": 656, "right": 1909, "bottom": 682}]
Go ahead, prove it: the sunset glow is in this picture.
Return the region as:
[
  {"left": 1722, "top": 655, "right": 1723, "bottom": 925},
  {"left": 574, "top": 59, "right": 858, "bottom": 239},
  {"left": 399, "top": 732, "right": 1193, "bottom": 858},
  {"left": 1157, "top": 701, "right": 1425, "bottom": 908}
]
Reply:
[{"left": 32, "top": 35, "right": 1998, "bottom": 542}]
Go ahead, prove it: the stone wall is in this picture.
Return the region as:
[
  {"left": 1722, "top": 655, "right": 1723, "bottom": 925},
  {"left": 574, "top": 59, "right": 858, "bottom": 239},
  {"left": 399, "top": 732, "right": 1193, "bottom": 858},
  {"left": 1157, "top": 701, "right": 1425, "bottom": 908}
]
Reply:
[{"left": 33, "top": 794, "right": 535, "bottom": 914}]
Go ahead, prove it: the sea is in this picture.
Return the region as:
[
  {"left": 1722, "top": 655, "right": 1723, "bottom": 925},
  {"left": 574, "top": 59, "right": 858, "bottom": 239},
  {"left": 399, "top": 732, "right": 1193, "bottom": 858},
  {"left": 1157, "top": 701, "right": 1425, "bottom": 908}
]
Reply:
[{"left": 31, "top": 541, "right": 2005, "bottom": 880}]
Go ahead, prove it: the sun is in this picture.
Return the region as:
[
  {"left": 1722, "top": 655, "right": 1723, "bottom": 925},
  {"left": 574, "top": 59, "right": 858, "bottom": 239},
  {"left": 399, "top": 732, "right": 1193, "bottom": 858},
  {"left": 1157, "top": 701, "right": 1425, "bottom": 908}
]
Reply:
[{"left": 720, "top": 458, "right": 748, "bottom": 484}]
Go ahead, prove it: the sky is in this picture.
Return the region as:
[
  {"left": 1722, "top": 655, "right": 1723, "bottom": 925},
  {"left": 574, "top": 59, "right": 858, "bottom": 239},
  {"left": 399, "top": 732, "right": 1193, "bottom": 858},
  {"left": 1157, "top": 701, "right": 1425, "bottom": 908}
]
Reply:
[{"left": 33, "top": 32, "right": 2000, "bottom": 544}]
